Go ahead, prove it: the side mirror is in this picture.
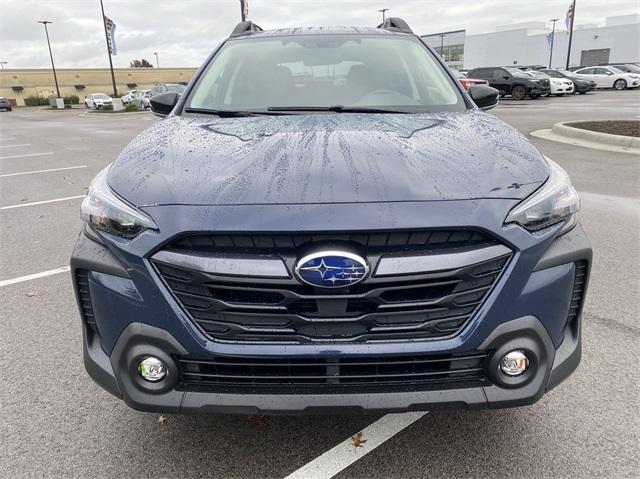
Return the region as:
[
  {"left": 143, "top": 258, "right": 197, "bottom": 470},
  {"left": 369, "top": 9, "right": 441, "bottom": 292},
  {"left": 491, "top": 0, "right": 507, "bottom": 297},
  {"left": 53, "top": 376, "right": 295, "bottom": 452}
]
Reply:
[
  {"left": 469, "top": 85, "right": 500, "bottom": 111},
  {"left": 150, "top": 91, "right": 179, "bottom": 117}
]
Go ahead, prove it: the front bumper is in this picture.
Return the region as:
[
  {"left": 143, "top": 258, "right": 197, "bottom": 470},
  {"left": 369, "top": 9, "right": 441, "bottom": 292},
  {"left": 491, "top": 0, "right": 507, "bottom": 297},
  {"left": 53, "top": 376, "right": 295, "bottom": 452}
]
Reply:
[
  {"left": 82, "top": 314, "right": 581, "bottom": 414},
  {"left": 71, "top": 220, "right": 592, "bottom": 414}
]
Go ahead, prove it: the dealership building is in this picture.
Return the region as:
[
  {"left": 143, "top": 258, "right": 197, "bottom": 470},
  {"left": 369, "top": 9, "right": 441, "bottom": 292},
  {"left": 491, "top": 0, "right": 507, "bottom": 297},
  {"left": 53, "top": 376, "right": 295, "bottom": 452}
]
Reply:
[{"left": 422, "top": 14, "right": 640, "bottom": 70}]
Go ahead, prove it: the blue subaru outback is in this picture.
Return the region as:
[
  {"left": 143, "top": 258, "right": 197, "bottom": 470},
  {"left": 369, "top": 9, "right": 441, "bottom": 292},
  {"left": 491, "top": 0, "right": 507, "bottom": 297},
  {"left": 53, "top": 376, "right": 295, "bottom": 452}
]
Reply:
[{"left": 71, "top": 18, "right": 591, "bottom": 414}]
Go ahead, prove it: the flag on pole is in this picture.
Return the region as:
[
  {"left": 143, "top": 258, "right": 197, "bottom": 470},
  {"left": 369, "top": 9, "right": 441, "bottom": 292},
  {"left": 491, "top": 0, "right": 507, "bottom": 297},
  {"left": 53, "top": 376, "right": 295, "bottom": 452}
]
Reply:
[
  {"left": 104, "top": 15, "right": 117, "bottom": 55},
  {"left": 565, "top": 3, "right": 574, "bottom": 34},
  {"left": 546, "top": 32, "right": 553, "bottom": 50},
  {"left": 240, "top": 0, "right": 249, "bottom": 20}
]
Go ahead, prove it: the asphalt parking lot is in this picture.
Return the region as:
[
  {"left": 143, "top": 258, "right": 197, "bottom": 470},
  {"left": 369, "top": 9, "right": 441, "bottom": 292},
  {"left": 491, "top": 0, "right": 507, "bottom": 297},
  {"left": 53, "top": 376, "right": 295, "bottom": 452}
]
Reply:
[{"left": 1, "top": 91, "right": 638, "bottom": 478}]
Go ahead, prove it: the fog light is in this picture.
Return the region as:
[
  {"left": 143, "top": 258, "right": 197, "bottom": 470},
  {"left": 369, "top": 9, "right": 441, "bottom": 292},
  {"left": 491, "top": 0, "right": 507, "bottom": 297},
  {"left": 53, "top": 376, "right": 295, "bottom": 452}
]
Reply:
[
  {"left": 137, "top": 357, "right": 167, "bottom": 382},
  {"left": 499, "top": 350, "right": 529, "bottom": 376}
]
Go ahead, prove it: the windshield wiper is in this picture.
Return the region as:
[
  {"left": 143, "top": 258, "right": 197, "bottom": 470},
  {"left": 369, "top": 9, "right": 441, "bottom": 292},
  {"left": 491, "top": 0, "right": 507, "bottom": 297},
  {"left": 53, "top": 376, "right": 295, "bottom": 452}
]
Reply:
[
  {"left": 267, "top": 105, "right": 412, "bottom": 114},
  {"left": 184, "top": 108, "right": 288, "bottom": 117}
]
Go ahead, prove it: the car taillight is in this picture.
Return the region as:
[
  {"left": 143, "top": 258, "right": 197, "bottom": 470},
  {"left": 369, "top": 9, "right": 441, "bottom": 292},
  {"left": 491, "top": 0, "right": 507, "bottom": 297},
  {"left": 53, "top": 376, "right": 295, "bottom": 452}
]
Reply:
[{"left": 459, "top": 78, "right": 470, "bottom": 90}]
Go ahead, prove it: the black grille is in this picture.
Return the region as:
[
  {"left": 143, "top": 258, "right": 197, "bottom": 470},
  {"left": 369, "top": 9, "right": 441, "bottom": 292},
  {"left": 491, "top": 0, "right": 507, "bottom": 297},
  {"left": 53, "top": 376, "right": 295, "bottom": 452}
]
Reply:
[
  {"left": 568, "top": 261, "right": 588, "bottom": 325},
  {"left": 153, "top": 230, "right": 510, "bottom": 344},
  {"left": 75, "top": 270, "right": 96, "bottom": 328},
  {"left": 177, "top": 352, "right": 489, "bottom": 392},
  {"left": 169, "top": 230, "right": 497, "bottom": 255}
]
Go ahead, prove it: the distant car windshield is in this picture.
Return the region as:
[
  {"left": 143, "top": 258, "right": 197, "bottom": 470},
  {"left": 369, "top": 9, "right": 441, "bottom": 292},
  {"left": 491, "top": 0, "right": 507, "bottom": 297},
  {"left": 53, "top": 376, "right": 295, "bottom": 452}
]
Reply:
[
  {"left": 186, "top": 34, "right": 465, "bottom": 113},
  {"left": 503, "top": 67, "right": 529, "bottom": 77},
  {"left": 94, "top": 94, "right": 110, "bottom": 99},
  {"left": 608, "top": 66, "right": 624, "bottom": 73},
  {"left": 166, "top": 84, "right": 186, "bottom": 94}
]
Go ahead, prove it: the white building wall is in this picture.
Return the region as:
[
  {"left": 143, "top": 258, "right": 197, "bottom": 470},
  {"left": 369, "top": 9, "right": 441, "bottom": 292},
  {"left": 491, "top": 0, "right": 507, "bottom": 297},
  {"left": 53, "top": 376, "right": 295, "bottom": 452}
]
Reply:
[{"left": 463, "top": 21, "right": 640, "bottom": 69}]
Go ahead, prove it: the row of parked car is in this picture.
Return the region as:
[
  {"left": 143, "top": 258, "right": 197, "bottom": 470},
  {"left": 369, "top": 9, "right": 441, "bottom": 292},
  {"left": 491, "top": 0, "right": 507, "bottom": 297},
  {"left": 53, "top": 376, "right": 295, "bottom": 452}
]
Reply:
[
  {"left": 83, "top": 83, "right": 187, "bottom": 110},
  {"left": 455, "top": 63, "right": 640, "bottom": 100}
]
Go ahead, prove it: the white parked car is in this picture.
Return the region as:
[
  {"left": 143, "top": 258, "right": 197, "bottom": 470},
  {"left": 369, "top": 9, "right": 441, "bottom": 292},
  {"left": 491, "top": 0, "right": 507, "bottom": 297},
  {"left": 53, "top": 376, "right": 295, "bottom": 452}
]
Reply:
[
  {"left": 85, "top": 93, "right": 113, "bottom": 109},
  {"left": 572, "top": 66, "right": 640, "bottom": 90},
  {"left": 133, "top": 90, "right": 153, "bottom": 109},
  {"left": 526, "top": 71, "right": 574, "bottom": 96},
  {"left": 121, "top": 90, "right": 138, "bottom": 104}
]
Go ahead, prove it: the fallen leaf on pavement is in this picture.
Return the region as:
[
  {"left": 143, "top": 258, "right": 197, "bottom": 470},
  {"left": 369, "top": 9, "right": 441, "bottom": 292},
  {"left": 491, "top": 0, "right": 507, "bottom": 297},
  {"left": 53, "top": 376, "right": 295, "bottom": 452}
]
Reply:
[
  {"left": 158, "top": 415, "right": 167, "bottom": 425},
  {"left": 351, "top": 432, "right": 367, "bottom": 449},
  {"left": 248, "top": 415, "right": 267, "bottom": 427}
]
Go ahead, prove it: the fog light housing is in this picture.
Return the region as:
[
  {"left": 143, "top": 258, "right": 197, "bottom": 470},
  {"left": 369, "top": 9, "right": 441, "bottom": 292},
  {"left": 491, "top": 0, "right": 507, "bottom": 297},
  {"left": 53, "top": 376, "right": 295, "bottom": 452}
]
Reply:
[
  {"left": 137, "top": 357, "right": 167, "bottom": 382},
  {"left": 499, "top": 350, "right": 529, "bottom": 376}
]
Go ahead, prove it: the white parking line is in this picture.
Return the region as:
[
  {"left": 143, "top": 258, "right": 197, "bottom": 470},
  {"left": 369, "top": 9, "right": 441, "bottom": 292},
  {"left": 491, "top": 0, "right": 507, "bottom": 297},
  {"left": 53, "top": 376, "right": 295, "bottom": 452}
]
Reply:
[
  {"left": 0, "top": 165, "right": 88, "bottom": 178},
  {"left": 0, "top": 144, "right": 31, "bottom": 148},
  {"left": 0, "top": 266, "right": 71, "bottom": 287},
  {"left": 284, "top": 412, "right": 428, "bottom": 479},
  {"left": 0, "top": 152, "right": 54, "bottom": 160},
  {"left": 1, "top": 195, "right": 84, "bottom": 210}
]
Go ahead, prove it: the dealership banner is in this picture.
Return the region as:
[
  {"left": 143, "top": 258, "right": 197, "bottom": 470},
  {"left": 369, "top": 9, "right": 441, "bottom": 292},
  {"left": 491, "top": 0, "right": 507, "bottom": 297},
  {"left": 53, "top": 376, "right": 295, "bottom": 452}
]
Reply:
[
  {"left": 104, "top": 15, "right": 117, "bottom": 55},
  {"left": 565, "top": 3, "right": 574, "bottom": 33}
]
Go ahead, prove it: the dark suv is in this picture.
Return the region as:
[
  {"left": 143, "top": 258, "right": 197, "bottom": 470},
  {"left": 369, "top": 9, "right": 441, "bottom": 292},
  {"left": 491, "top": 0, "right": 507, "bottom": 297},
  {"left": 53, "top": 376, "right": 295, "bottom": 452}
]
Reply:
[
  {"left": 467, "top": 66, "right": 550, "bottom": 100},
  {"left": 72, "top": 18, "right": 590, "bottom": 415}
]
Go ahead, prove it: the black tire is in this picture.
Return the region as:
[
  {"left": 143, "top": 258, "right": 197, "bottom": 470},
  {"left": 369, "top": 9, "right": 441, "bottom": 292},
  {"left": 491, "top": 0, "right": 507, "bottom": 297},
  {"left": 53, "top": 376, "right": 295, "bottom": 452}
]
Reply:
[
  {"left": 511, "top": 85, "right": 526, "bottom": 100},
  {"left": 614, "top": 79, "right": 627, "bottom": 90},
  {"left": 579, "top": 91, "right": 587, "bottom": 94}
]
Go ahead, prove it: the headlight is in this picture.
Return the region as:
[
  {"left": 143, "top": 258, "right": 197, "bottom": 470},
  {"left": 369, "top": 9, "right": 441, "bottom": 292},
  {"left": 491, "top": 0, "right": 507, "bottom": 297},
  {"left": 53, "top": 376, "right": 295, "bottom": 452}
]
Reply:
[
  {"left": 81, "top": 165, "right": 157, "bottom": 238},
  {"left": 505, "top": 158, "right": 580, "bottom": 232}
]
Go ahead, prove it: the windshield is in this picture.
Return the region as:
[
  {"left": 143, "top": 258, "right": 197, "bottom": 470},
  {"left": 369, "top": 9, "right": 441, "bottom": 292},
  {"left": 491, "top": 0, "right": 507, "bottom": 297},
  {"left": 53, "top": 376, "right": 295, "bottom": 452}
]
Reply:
[
  {"left": 186, "top": 34, "right": 465, "bottom": 113},
  {"left": 502, "top": 66, "right": 529, "bottom": 77},
  {"left": 94, "top": 94, "right": 109, "bottom": 99},
  {"left": 608, "top": 66, "right": 624, "bottom": 74}
]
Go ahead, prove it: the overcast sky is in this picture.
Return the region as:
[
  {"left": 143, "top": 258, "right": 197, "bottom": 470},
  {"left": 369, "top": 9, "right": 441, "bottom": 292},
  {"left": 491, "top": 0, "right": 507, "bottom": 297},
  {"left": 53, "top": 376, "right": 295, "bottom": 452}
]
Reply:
[{"left": 1, "top": 0, "right": 638, "bottom": 69}]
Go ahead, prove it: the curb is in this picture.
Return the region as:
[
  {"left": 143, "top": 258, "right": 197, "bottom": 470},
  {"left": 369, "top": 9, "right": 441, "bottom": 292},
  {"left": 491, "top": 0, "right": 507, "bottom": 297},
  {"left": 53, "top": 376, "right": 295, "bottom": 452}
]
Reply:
[
  {"left": 80, "top": 110, "right": 151, "bottom": 117},
  {"left": 554, "top": 122, "right": 640, "bottom": 149},
  {"left": 531, "top": 121, "right": 640, "bottom": 155}
]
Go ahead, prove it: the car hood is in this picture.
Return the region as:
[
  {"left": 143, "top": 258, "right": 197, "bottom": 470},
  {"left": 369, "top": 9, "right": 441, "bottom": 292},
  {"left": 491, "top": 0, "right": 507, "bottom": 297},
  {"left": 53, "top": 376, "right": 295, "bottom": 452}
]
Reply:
[{"left": 108, "top": 110, "right": 549, "bottom": 207}]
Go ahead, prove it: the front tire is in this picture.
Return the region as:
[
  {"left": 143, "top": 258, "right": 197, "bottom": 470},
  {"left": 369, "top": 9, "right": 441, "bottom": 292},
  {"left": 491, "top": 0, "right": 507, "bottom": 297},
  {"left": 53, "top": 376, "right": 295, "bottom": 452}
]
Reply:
[
  {"left": 614, "top": 79, "right": 627, "bottom": 90},
  {"left": 511, "top": 85, "right": 526, "bottom": 100}
]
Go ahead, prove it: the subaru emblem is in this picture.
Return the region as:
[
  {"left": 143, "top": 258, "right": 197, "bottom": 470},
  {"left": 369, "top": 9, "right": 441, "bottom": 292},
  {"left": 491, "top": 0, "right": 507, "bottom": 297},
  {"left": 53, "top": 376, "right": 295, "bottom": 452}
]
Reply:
[{"left": 295, "top": 251, "right": 369, "bottom": 288}]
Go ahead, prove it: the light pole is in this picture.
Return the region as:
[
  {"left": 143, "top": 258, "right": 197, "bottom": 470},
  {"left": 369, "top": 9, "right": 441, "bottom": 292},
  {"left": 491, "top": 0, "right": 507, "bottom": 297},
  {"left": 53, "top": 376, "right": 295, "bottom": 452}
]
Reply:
[
  {"left": 548, "top": 18, "right": 559, "bottom": 68},
  {"left": 37, "top": 21, "right": 60, "bottom": 98},
  {"left": 566, "top": 0, "right": 577, "bottom": 69},
  {"left": 379, "top": 8, "right": 389, "bottom": 22},
  {"left": 439, "top": 34, "right": 446, "bottom": 61},
  {"left": 0, "top": 61, "right": 7, "bottom": 70},
  {"left": 154, "top": 52, "right": 159, "bottom": 68}
]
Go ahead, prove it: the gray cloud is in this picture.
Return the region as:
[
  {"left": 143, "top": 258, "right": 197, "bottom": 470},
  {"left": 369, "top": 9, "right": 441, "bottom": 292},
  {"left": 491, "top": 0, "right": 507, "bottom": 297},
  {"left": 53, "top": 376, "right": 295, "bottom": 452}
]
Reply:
[{"left": 1, "top": 0, "right": 638, "bottom": 69}]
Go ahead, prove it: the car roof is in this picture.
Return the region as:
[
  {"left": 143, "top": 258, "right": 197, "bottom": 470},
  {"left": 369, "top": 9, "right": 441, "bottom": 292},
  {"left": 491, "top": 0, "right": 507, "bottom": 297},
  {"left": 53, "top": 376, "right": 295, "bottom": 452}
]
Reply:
[{"left": 231, "top": 26, "right": 410, "bottom": 39}]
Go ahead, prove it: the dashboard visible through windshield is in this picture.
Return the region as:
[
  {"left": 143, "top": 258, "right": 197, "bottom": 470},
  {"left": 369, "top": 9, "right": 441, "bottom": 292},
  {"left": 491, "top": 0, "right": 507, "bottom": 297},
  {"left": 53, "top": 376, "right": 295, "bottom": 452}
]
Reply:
[{"left": 185, "top": 34, "right": 466, "bottom": 114}]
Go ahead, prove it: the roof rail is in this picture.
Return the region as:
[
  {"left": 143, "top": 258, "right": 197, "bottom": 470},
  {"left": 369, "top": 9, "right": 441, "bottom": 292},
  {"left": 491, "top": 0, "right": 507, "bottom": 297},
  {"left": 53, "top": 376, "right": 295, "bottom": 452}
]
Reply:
[
  {"left": 230, "top": 21, "right": 263, "bottom": 37},
  {"left": 377, "top": 17, "right": 413, "bottom": 34}
]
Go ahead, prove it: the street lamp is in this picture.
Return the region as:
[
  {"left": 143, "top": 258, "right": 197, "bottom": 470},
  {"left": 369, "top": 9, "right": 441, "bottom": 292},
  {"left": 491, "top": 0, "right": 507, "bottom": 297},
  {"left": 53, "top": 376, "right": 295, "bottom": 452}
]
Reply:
[
  {"left": 439, "top": 34, "right": 446, "bottom": 62},
  {"left": 0, "top": 61, "right": 7, "bottom": 70},
  {"left": 379, "top": 8, "right": 389, "bottom": 22},
  {"left": 154, "top": 52, "right": 159, "bottom": 68},
  {"left": 37, "top": 21, "right": 60, "bottom": 98},
  {"left": 549, "top": 18, "right": 559, "bottom": 68}
]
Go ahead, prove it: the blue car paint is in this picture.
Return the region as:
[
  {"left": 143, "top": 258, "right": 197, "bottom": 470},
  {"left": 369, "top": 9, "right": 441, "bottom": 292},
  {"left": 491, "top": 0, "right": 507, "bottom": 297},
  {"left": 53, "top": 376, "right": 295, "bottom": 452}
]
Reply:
[
  {"left": 107, "top": 111, "right": 549, "bottom": 207},
  {"left": 73, "top": 25, "right": 592, "bottom": 412}
]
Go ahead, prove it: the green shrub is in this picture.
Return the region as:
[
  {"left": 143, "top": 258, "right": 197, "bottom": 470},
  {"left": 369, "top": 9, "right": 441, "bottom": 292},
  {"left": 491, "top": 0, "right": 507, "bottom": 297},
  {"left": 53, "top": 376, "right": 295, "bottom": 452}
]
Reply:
[
  {"left": 102, "top": 104, "right": 113, "bottom": 111},
  {"left": 124, "top": 103, "right": 138, "bottom": 112},
  {"left": 25, "top": 96, "right": 50, "bottom": 106},
  {"left": 63, "top": 95, "right": 79, "bottom": 104}
]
